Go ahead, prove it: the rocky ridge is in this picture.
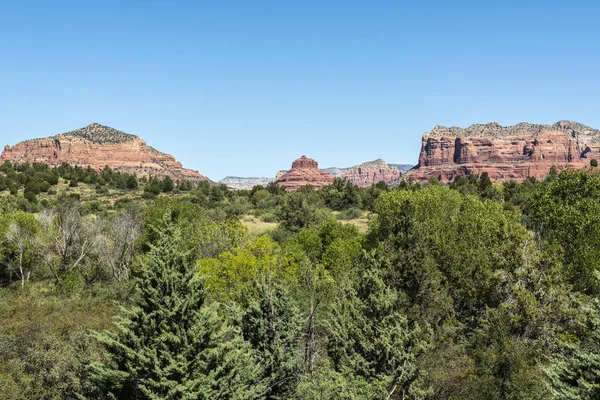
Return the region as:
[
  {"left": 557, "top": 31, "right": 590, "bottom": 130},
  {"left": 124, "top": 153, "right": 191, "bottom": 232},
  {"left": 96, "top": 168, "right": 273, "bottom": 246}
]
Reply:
[
  {"left": 408, "top": 120, "right": 600, "bottom": 183},
  {"left": 323, "top": 160, "right": 405, "bottom": 187},
  {"left": 1, "top": 123, "right": 210, "bottom": 182},
  {"left": 337, "top": 159, "right": 401, "bottom": 187},
  {"left": 388, "top": 164, "right": 414, "bottom": 173},
  {"left": 275, "top": 155, "right": 334, "bottom": 191},
  {"left": 219, "top": 176, "right": 274, "bottom": 190}
]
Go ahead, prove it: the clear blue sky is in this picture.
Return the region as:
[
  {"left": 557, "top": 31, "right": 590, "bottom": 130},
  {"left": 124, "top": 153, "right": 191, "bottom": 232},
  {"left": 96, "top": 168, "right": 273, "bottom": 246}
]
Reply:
[{"left": 2, "top": 1, "right": 599, "bottom": 180}]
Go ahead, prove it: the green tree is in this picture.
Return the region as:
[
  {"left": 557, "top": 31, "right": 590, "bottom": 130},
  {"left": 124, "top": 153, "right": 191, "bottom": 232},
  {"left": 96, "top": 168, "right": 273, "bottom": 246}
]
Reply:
[
  {"left": 91, "top": 216, "right": 265, "bottom": 399},
  {"left": 0, "top": 211, "right": 41, "bottom": 286},
  {"left": 161, "top": 176, "right": 174, "bottom": 193},
  {"left": 240, "top": 278, "right": 303, "bottom": 399},
  {"left": 546, "top": 299, "right": 600, "bottom": 399},
  {"left": 277, "top": 190, "right": 329, "bottom": 233},
  {"left": 198, "top": 234, "right": 281, "bottom": 301},
  {"left": 524, "top": 169, "right": 600, "bottom": 293},
  {"left": 325, "top": 251, "right": 433, "bottom": 399},
  {"left": 367, "top": 186, "right": 550, "bottom": 398}
]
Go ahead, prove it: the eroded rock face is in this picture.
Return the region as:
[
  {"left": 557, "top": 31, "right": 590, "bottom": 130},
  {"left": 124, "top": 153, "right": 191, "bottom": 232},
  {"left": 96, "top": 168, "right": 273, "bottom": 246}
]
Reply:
[
  {"left": 275, "top": 155, "right": 334, "bottom": 191},
  {"left": 323, "top": 160, "right": 406, "bottom": 187},
  {"left": 340, "top": 159, "right": 401, "bottom": 187},
  {"left": 1, "top": 123, "right": 211, "bottom": 182},
  {"left": 408, "top": 120, "right": 600, "bottom": 183}
]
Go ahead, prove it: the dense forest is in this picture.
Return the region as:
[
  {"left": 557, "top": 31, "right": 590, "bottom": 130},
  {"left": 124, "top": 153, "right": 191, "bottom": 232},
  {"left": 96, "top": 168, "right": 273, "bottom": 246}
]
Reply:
[{"left": 2, "top": 160, "right": 600, "bottom": 399}]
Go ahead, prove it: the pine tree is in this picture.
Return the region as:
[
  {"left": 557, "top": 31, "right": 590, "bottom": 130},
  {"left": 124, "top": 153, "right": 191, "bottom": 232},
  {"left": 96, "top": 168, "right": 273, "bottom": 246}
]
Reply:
[
  {"left": 90, "top": 215, "right": 265, "bottom": 399},
  {"left": 325, "top": 251, "right": 433, "bottom": 399},
  {"left": 240, "top": 278, "right": 303, "bottom": 399},
  {"left": 546, "top": 299, "right": 600, "bottom": 399}
]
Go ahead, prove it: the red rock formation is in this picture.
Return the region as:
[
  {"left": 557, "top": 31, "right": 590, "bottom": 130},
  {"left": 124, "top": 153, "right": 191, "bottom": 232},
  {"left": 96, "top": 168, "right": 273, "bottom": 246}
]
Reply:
[
  {"left": 1, "top": 123, "right": 211, "bottom": 182},
  {"left": 340, "top": 159, "right": 401, "bottom": 187},
  {"left": 408, "top": 121, "right": 600, "bottom": 183},
  {"left": 276, "top": 155, "right": 334, "bottom": 191}
]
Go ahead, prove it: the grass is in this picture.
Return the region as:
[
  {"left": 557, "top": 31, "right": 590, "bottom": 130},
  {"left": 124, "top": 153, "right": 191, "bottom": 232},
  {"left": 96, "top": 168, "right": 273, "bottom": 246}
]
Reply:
[
  {"left": 332, "top": 210, "right": 374, "bottom": 233},
  {"left": 240, "top": 215, "right": 278, "bottom": 236}
]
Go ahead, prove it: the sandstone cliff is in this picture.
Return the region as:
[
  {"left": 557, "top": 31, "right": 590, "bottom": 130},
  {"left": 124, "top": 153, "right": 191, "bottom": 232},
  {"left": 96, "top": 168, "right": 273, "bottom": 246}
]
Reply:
[
  {"left": 275, "top": 155, "right": 334, "bottom": 191},
  {"left": 323, "top": 160, "right": 404, "bottom": 187},
  {"left": 1, "top": 123, "right": 210, "bottom": 182},
  {"left": 408, "top": 120, "right": 600, "bottom": 183},
  {"left": 388, "top": 164, "right": 414, "bottom": 173},
  {"left": 340, "top": 159, "right": 401, "bottom": 187}
]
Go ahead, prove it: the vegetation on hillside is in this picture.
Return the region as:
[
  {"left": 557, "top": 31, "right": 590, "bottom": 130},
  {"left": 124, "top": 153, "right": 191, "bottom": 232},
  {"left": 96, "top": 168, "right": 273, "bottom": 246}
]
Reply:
[
  {"left": 2, "top": 161, "right": 600, "bottom": 399},
  {"left": 62, "top": 123, "right": 138, "bottom": 144}
]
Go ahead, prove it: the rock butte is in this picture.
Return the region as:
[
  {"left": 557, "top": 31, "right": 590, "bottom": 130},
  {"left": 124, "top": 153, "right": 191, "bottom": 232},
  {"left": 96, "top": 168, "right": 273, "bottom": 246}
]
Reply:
[
  {"left": 407, "top": 120, "right": 600, "bottom": 183},
  {"left": 1, "top": 123, "right": 211, "bottom": 182},
  {"left": 276, "top": 155, "right": 334, "bottom": 191}
]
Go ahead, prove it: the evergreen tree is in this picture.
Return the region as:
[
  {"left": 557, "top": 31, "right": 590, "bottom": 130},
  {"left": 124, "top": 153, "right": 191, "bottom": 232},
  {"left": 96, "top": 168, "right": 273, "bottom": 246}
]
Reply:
[
  {"left": 324, "top": 252, "right": 433, "bottom": 399},
  {"left": 162, "top": 176, "right": 174, "bottom": 193},
  {"left": 240, "top": 278, "right": 303, "bottom": 399},
  {"left": 546, "top": 299, "right": 600, "bottom": 399},
  {"left": 90, "top": 215, "right": 265, "bottom": 399}
]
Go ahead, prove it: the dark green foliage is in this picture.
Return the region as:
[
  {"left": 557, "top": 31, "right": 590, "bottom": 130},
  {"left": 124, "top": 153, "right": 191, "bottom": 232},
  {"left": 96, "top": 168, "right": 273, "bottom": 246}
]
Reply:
[
  {"left": 547, "top": 299, "right": 600, "bottom": 399},
  {"left": 326, "top": 252, "right": 433, "bottom": 398},
  {"left": 240, "top": 279, "right": 302, "bottom": 399},
  {"left": 524, "top": 169, "right": 600, "bottom": 293},
  {"left": 161, "top": 176, "right": 174, "bottom": 193},
  {"left": 62, "top": 123, "right": 137, "bottom": 144},
  {"left": 591, "top": 159, "right": 598, "bottom": 167},
  {"left": 369, "top": 187, "right": 532, "bottom": 326},
  {"left": 91, "top": 216, "right": 265, "bottom": 399},
  {"left": 319, "top": 178, "right": 362, "bottom": 211},
  {"left": 277, "top": 189, "right": 329, "bottom": 233},
  {"left": 449, "top": 173, "right": 501, "bottom": 201}
]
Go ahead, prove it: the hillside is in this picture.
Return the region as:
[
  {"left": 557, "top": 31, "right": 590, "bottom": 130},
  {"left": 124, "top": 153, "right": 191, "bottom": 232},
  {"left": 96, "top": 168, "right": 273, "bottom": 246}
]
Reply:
[{"left": 1, "top": 123, "right": 211, "bottom": 182}]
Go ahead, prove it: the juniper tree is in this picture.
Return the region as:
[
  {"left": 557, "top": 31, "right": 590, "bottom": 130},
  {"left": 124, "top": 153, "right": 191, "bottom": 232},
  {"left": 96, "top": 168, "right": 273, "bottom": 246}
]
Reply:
[
  {"left": 323, "top": 251, "right": 433, "bottom": 399},
  {"left": 90, "top": 215, "right": 265, "bottom": 399},
  {"left": 239, "top": 278, "right": 303, "bottom": 399},
  {"left": 546, "top": 299, "right": 600, "bottom": 400}
]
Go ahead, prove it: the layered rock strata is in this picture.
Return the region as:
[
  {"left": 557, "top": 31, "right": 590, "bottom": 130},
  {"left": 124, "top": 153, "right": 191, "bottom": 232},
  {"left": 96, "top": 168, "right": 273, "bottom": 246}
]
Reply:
[
  {"left": 1, "top": 123, "right": 210, "bottom": 182},
  {"left": 340, "top": 159, "right": 401, "bottom": 187},
  {"left": 408, "top": 120, "right": 600, "bottom": 183},
  {"left": 275, "top": 155, "right": 334, "bottom": 191}
]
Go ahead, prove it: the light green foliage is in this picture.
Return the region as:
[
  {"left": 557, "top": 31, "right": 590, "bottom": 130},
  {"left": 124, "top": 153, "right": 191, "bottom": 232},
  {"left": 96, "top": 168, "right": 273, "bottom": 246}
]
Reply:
[
  {"left": 282, "top": 218, "right": 364, "bottom": 380},
  {"left": 5, "top": 165, "right": 600, "bottom": 400},
  {"left": 143, "top": 198, "right": 247, "bottom": 259},
  {"left": 285, "top": 217, "right": 363, "bottom": 281},
  {"left": 91, "top": 215, "right": 265, "bottom": 399},
  {"left": 198, "top": 235, "right": 281, "bottom": 301}
]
